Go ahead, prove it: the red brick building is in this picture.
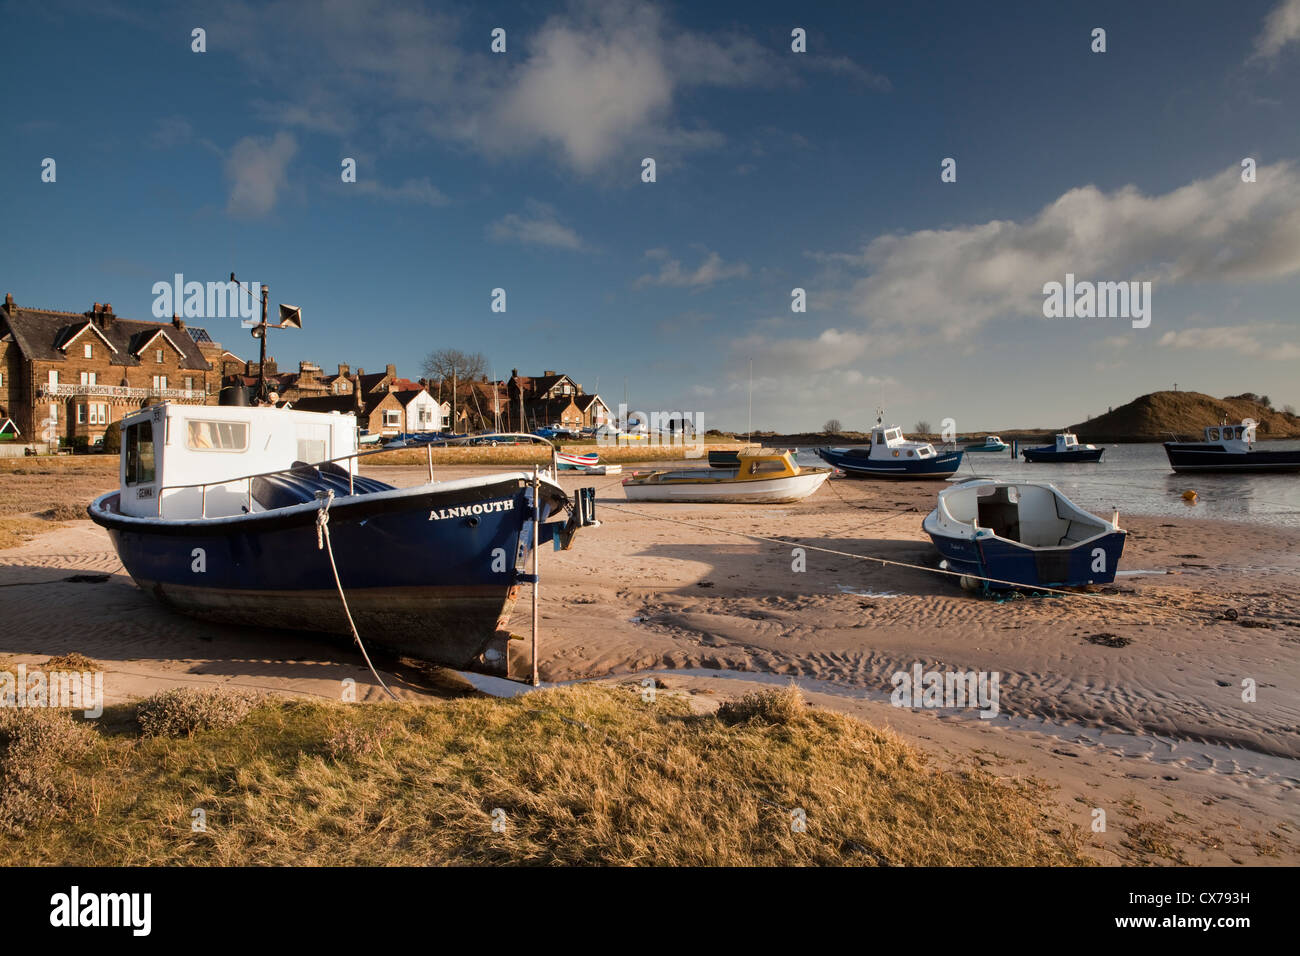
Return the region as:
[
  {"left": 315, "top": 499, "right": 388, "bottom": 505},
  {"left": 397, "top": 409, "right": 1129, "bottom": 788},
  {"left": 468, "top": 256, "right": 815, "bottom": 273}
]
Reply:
[{"left": 0, "top": 294, "right": 226, "bottom": 447}]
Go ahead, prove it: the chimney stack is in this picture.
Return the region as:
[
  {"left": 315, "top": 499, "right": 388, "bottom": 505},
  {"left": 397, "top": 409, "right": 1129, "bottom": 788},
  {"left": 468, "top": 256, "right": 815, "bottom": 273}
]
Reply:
[
  {"left": 386, "top": 363, "right": 396, "bottom": 378},
  {"left": 338, "top": 363, "right": 349, "bottom": 377},
  {"left": 3, "top": 293, "right": 12, "bottom": 312},
  {"left": 172, "top": 314, "right": 185, "bottom": 331},
  {"left": 544, "top": 370, "right": 556, "bottom": 377}
]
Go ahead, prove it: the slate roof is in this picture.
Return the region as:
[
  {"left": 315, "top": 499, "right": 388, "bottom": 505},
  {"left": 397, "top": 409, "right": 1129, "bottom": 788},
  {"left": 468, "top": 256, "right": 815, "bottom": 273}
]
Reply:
[{"left": 0, "top": 302, "right": 212, "bottom": 370}]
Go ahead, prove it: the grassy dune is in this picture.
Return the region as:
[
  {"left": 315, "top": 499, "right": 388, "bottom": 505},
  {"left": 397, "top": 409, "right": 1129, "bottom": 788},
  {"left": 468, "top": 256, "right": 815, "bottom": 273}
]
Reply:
[{"left": 0, "top": 684, "right": 1089, "bottom": 866}]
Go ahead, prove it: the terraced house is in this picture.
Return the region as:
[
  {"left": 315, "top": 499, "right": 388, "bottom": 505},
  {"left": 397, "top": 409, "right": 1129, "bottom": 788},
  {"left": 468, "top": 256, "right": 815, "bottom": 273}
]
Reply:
[{"left": 0, "top": 294, "right": 226, "bottom": 448}]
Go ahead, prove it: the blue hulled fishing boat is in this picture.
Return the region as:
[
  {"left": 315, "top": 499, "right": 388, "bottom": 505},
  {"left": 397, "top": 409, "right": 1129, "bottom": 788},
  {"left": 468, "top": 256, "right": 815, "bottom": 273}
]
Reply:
[
  {"left": 923, "top": 479, "right": 1125, "bottom": 591},
  {"left": 817, "top": 421, "right": 963, "bottom": 479},
  {"left": 1164, "top": 419, "right": 1300, "bottom": 474},
  {"left": 88, "top": 403, "right": 596, "bottom": 678},
  {"left": 1021, "top": 432, "right": 1104, "bottom": 463}
]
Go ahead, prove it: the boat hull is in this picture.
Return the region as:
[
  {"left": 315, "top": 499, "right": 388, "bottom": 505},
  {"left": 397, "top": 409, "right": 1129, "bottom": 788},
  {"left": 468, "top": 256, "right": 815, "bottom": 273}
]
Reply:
[
  {"left": 89, "top": 476, "right": 567, "bottom": 676},
  {"left": 1021, "top": 447, "right": 1104, "bottom": 463},
  {"left": 926, "top": 527, "right": 1126, "bottom": 590},
  {"left": 965, "top": 443, "right": 1008, "bottom": 453},
  {"left": 1163, "top": 443, "right": 1300, "bottom": 473},
  {"left": 817, "top": 447, "right": 964, "bottom": 479},
  {"left": 623, "top": 470, "right": 830, "bottom": 503}
]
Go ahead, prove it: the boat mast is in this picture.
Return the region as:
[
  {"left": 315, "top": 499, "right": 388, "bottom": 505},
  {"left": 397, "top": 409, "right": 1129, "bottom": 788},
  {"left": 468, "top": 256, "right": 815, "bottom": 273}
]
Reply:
[{"left": 747, "top": 357, "right": 753, "bottom": 442}]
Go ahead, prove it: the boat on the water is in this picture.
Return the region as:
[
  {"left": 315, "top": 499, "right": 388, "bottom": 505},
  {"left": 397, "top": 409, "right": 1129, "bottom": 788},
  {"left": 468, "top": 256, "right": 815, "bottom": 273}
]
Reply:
[
  {"left": 556, "top": 451, "right": 622, "bottom": 475},
  {"left": 923, "top": 478, "right": 1126, "bottom": 591},
  {"left": 1163, "top": 419, "right": 1300, "bottom": 474},
  {"left": 87, "top": 403, "right": 596, "bottom": 679},
  {"left": 817, "top": 422, "right": 963, "bottom": 479},
  {"left": 1021, "top": 432, "right": 1104, "bottom": 463},
  {"left": 963, "top": 435, "right": 1009, "bottom": 453},
  {"left": 622, "top": 451, "right": 830, "bottom": 503}
]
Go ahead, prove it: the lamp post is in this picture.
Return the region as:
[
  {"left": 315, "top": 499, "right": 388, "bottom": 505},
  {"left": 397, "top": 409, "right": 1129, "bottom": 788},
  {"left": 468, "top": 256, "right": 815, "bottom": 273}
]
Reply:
[{"left": 233, "top": 273, "right": 303, "bottom": 404}]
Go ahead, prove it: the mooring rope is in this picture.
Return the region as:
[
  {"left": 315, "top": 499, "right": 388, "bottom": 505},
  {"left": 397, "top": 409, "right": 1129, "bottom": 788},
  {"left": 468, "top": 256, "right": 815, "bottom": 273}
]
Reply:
[{"left": 315, "top": 491, "right": 400, "bottom": 701}]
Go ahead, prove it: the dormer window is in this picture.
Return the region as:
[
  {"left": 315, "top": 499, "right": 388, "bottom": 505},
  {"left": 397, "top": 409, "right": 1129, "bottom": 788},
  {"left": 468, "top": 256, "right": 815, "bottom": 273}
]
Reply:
[{"left": 84, "top": 343, "right": 92, "bottom": 359}]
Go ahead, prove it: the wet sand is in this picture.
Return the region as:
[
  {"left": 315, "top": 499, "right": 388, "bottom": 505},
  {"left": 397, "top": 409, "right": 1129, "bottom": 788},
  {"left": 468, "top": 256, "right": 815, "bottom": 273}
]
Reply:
[{"left": 1, "top": 461, "right": 1297, "bottom": 864}]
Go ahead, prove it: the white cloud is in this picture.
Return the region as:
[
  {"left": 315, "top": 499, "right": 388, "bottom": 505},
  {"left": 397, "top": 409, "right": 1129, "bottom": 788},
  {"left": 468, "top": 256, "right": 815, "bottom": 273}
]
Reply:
[
  {"left": 211, "top": 0, "right": 884, "bottom": 174},
  {"left": 1158, "top": 325, "right": 1300, "bottom": 360},
  {"left": 354, "top": 177, "right": 448, "bottom": 207},
  {"left": 635, "top": 250, "right": 749, "bottom": 288},
  {"left": 1253, "top": 0, "right": 1300, "bottom": 60},
  {"left": 225, "top": 132, "right": 297, "bottom": 218},
  {"left": 488, "top": 201, "right": 585, "bottom": 249}
]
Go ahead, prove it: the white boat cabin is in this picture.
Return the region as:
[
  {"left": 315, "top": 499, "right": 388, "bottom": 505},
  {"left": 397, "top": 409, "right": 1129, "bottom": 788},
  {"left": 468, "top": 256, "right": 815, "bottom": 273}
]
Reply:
[
  {"left": 118, "top": 403, "right": 359, "bottom": 519},
  {"left": 931, "top": 480, "right": 1118, "bottom": 548},
  {"left": 1053, "top": 432, "right": 1098, "bottom": 452},
  {"left": 1203, "top": 419, "right": 1256, "bottom": 450},
  {"left": 868, "top": 424, "right": 938, "bottom": 459}
]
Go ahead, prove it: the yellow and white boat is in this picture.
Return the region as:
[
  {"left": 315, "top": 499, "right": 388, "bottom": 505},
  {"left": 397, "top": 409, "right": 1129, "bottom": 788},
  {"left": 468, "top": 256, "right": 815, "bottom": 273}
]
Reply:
[{"left": 621, "top": 451, "right": 831, "bottom": 503}]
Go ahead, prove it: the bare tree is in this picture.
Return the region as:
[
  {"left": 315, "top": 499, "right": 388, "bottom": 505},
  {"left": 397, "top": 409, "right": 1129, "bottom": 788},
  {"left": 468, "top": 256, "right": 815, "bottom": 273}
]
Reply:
[
  {"left": 823, "top": 419, "right": 842, "bottom": 435},
  {"left": 914, "top": 420, "right": 932, "bottom": 435},
  {"left": 422, "top": 349, "right": 488, "bottom": 429}
]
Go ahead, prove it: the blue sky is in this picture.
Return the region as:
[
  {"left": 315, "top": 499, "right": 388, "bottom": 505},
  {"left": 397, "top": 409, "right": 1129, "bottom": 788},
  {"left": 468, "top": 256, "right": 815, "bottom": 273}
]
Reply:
[{"left": 3, "top": 0, "right": 1299, "bottom": 431}]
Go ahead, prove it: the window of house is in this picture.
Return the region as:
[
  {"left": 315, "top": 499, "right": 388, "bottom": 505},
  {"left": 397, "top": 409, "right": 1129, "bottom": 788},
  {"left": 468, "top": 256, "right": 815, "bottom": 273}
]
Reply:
[
  {"left": 184, "top": 376, "right": 194, "bottom": 393},
  {"left": 84, "top": 343, "right": 92, "bottom": 358},
  {"left": 125, "top": 421, "right": 155, "bottom": 484},
  {"left": 48, "top": 370, "right": 59, "bottom": 387},
  {"left": 0, "top": 371, "right": 5, "bottom": 387},
  {"left": 185, "top": 419, "right": 249, "bottom": 452},
  {"left": 384, "top": 410, "right": 401, "bottom": 428},
  {"left": 155, "top": 348, "right": 164, "bottom": 364},
  {"left": 153, "top": 375, "right": 168, "bottom": 391},
  {"left": 77, "top": 405, "right": 86, "bottom": 424},
  {"left": 80, "top": 371, "right": 97, "bottom": 386}
]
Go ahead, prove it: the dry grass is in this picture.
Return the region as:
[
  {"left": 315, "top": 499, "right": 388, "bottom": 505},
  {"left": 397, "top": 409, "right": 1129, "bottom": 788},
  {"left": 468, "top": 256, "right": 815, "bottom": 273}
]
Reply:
[
  {"left": 0, "top": 685, "right": 1090, "bottom": 866},
  {"left": 0, "top": 709, "right": 98, "bottom": 835},
  {"left": 0, "top": 517, "right": 63, "bottom": 550},
  {"left": 43, "top": 652, "right": 98, "bottom": 671}
]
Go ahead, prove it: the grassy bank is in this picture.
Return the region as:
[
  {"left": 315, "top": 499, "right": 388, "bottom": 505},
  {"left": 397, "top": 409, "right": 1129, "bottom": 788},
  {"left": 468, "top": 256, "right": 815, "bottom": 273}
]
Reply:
[{"left": 0, "top": 684, "right": 1089, "bottom": 866}]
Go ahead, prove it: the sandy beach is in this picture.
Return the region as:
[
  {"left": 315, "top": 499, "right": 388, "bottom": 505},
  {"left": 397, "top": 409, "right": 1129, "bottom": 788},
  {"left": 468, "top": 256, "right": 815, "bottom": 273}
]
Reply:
[{"left": 1, "top": 458, "right": 1297, "bottom": 865}]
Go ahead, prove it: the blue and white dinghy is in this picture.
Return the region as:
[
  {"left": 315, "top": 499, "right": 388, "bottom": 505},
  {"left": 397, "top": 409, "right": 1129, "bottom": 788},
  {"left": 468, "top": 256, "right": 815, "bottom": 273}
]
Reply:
[
  {"left": 88, "top": 403, "right": 596, "bottom": 679},
  {"left": 922, "top": 479, "right": 1126, "bottom": 591}
]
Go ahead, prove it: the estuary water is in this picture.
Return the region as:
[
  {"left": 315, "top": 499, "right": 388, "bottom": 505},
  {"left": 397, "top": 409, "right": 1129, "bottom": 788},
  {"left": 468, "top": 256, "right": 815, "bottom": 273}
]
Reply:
[{"left": 792, "top": 441, "right": 1300, "bottom": 527}]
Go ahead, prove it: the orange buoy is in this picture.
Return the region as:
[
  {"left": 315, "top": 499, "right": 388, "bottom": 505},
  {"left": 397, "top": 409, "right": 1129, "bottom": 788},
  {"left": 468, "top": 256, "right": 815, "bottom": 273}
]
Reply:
[{"left": 1181, "top": 489, "right": 1198, "bottom": 502}]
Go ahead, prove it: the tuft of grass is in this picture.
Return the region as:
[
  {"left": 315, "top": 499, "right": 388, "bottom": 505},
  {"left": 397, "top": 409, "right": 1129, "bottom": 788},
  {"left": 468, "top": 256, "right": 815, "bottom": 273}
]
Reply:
[
  {"left": 0, "top": 709, "right": 97, "bottom": 835},
  {"left": 136, "top": 688, "right": 259, "bottom": 738},
  {"left": 0, "top": 685, "right": 1094, "bottom": 866},
  {"left": 44, "top": 652, "right": 98, "bottom": 671},
  {"left": 38, "top": 503, "right": 88, "bottom": 521},
  {"left": 716, "top": 684, "right": 807, "bottom": 725}
]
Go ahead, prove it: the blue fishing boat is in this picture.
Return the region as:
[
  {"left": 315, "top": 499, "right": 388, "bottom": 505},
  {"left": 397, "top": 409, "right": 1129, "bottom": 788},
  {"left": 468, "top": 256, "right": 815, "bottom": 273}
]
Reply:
[
  {"left": 923, "top": 479, "right": 1125, "bottom": 591},
  {"left": 817, "top": 421, "right": 963, "bottom": 479},
  {"left": 88, "top": 403, "right": 596, "bottom": 679},
  {"left": 1164, "top": 419, "right": 1300, "bottom": 474},
  {"left": 963, "top": 435, "right": 1009, "bottom": 453},
  {"left": 1021, "top": 432, "right": 1104, "bottom": 463}
]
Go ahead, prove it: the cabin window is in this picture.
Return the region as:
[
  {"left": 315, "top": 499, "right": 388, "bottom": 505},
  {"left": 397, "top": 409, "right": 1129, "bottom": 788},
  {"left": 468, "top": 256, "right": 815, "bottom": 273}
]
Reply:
[
  {"left": 83, "top": 343, "right": 92, "bottom": 359},
  {"left": 750, "top": 460, "right": 788, "bottom": 475},
  {"left": 185, "top": 419, "right": 248, "bottom": 452},
  {"left": 876, "top": 433, "right": 884, "bottom": 445},
  {"left": 125, "top": 421, "right": 156, "bottom": 485},
  {"left": 1208, "top": 428, "right": 1219, "bottom": 441}
]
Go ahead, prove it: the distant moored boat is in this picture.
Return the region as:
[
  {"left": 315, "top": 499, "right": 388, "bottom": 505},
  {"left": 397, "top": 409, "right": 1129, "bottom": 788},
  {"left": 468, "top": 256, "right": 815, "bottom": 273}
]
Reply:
[
  {"left": 1021, "top": 432, "right": 1104, "bottom": 463},
  {"left": 1163, "top": 419, "right": 1300, "bottom": 474},
  {"left": 817, "top": 420, "right": 963, "bottom": 479}
]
